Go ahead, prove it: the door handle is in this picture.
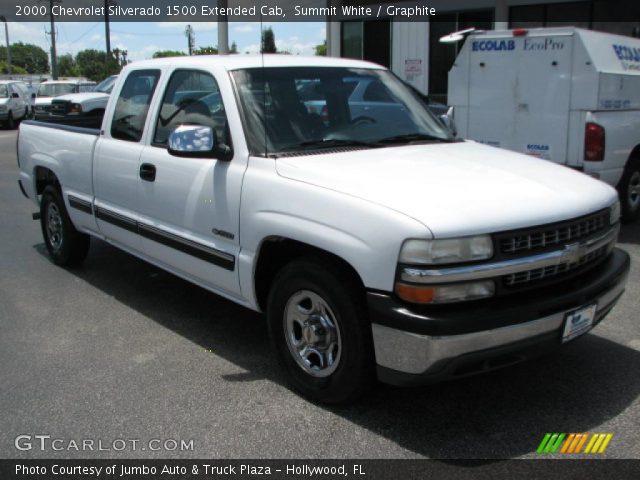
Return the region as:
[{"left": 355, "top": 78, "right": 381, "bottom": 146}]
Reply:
[{"left": 140, "top": 163, "right": 156, "bottom": 182}]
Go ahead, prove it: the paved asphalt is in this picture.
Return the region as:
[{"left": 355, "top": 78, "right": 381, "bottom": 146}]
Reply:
[{"left": 0, "top": 128, "right": 639, "bottom": 460}]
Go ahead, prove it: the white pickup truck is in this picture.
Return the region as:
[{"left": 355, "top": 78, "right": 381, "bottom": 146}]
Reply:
[{"left": 17, "top": 55, "right": 630, "bottom": 403}]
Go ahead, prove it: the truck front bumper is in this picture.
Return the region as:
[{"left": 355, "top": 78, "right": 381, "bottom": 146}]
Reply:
[{"left": 369, "top": 248, "right": 630, "bottom": 385}]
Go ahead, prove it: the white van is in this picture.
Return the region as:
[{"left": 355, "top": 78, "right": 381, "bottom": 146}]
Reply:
[
  {"left": 0, "top": 80, "right": 31, "bottom": 129},
  {"left": 448, "top": 27, "right": 640, "bottom": 221}
]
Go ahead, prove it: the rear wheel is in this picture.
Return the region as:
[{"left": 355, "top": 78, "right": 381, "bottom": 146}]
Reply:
[
  {"left": 266, "top": 258, "right": 374, "bottom": 404},
  {"left": 618, "top": 157, "right": 640, "bottom": 223},
  {"left": 40, "top": 186, "right": 90, "bottom": 266}
]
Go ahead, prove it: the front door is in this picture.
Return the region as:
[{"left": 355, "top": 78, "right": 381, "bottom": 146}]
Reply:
[{"left": 136, "top": 69, "right": 245, "bottom": 298}]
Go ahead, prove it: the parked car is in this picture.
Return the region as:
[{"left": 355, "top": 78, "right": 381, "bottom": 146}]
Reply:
[
  {"left": 48, "top": 75, "right": 118, "bottom": 128},
  {"left": 0, "top": 80, "right": 31, "bottom": 129},
  {"left": 33, "top": 80, "right": 96, "bottom": 120},
  {"left": 449, "top": 27, "right": 640, "bottom": 222},
  {"left": 17, "top": 55, "right": 629, "bottom": 403}
]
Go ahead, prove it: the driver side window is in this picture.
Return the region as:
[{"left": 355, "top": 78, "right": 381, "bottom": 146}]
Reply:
[{"left": 153, "top": 69, "right": 227, "bottom": 148}]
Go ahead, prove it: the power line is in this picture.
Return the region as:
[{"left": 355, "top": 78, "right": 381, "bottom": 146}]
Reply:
[{"left": 110, "top": 29, "right": 185, "bottom": 37}]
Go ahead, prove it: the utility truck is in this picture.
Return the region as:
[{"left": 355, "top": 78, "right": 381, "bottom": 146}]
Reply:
[
  {"left": 17, "top": 55, "right": 629, "bottom": 403},
  {"left": 448, "top": 27, "right": 640, "bottom": 222}
]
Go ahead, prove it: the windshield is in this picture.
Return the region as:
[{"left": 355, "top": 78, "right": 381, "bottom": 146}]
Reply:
[
  {"left": 232, "top": 67, "right": 453, "bottom": 156},
  {"left": 0, "top": 85, "right": 7, "bottom": 98},
  {"left": 37, "top": 83, "right": 76, "bottom": 97},
  {"left": 95, "top": 76, "right": 117, "bottom": 94}
]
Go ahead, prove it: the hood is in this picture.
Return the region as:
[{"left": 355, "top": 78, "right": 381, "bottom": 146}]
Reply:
[
  {"left": 35, "top": 97, "right": 53, "bottom": 106},
  {"left": 275, "top": 141, "right": 618, "bottom": 238},
  {"left": 52, "top": 92, "right": 109, "bottom": 104}
]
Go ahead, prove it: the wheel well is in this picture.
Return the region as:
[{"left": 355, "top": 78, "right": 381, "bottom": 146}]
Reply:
[
  {"left": 629, "top": 145, "right": 640, "bottom": 162},
  {"left": 34, "top": 166, "right": 60, "bottom": 196},
  {"left": 254, "top": 237, "right": 365, "bottom": 312}
]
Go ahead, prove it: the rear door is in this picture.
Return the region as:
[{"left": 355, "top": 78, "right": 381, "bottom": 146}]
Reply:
[
  {"left": 93, "top": 69, "right": 162, "bottom": 253},
  {"left": 467, "top": 33, "right": 573, "bottom": 162}
]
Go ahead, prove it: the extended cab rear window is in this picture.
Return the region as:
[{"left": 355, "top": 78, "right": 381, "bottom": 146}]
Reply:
[{"left": 111, "top": 69, "right": 161, "bottom": 142}]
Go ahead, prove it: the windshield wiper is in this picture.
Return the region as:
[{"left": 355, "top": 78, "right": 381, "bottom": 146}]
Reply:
[
  {"left": 377, "top": 133, "right": 453, "bottom": 145},
  {"left": 282, "top": 138, "right": 381, "bottom": 151}
]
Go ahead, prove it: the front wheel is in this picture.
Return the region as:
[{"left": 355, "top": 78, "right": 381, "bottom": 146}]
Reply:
[
  {"left": 5, "top": 111, "right": 14, "bottom": 129},
  {"left": 618, "top": 157, "right": 640, "bottom": 223},
  {"left": 40, "top": 186, "right": 90, "bottom": 266},
  {"left": 267, "top": 258, "right": 374, "bottom": 404}
]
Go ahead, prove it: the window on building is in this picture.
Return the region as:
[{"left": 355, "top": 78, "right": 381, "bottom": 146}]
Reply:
[
  {"left": 341, "top": 19, "right": 391, "bottom": 68},
  {"left": 510, "top": 1, "right": 640, "bottom": 36}
]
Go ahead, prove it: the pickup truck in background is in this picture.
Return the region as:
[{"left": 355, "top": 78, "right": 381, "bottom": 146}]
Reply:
[
  {"left": 448, "top": 27, "right": 640, "bottom": 222},
  {"left": 17, "top": 55, "right": 630, "bottom": 403},
  {"left": 48, "top": 75, "right": 118, "bottom": 129},
  {"left": 33, "top": 79, "right": 96, "bottom": 120}
]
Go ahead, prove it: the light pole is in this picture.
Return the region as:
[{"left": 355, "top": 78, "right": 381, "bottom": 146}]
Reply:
[{"left": 0, "top": 16, "right": 10, "bottom": 75}]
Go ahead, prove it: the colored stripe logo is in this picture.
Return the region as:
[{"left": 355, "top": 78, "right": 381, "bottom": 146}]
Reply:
[{"left": 537, "top": 433, "right": 613, "bottom": 454}]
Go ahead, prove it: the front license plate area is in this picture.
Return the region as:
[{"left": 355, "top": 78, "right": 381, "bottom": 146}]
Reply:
[{"left": 562, "top": 304, "right": 597, "bottom": 343}]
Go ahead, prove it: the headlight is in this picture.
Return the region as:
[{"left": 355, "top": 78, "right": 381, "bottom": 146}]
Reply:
[
  {"left": 395, "top": 280, "right": 495, "bottom": 304},
  {"left": 69, "top": 103, "right": 82, "bottom": 114},
  {"left": 399, "top": 235, "right": 493, "bottom": 265},
  {"left": 610, "top": 201, "right": 620, "bottom": 225}
]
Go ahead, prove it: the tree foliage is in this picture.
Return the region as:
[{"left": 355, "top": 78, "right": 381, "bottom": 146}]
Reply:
[
  {"left": 194, "top": 46, "right": 218, "bottom": 55},
  {"left": 0, "top": 61, "right": 28, "bottom": 75},
  {"left": 261, "top": 27, "right": 277, "bottom": 53},
  {"left": 75, "top": 49, "right": 121, "bottom": 82},
  {"left": 152, "top": 50, "right": 186, "bottom": 58},
  {"left": 57, "top": 54, "right": 80, "bottom": 77},
  {"left": 0, "top": 43, "right": 49, "bottom": 73},
  {"left": 315, "top": 41, "right": 327, "bottom": 56}
]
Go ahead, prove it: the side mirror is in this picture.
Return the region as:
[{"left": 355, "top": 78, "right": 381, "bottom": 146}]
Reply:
[
  {"left": 439, "top": 106, "right": 457, "bottom": 137},
  {"left": 167, "top": 125, "right": 231, "bottom": 160},
  {"left": 12, "top": 92, "right": 19, "bottom": 98}
]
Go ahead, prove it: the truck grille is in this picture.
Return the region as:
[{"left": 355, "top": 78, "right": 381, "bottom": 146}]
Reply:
[
  {"left": 503, "top": 244, "right": 609, "bottom": 287},
  {"left": 497, "top": 209, "right": 608, "bottom": 255},
  {"left": 50, "top": 101, "right": 69, "bottom": 115}
]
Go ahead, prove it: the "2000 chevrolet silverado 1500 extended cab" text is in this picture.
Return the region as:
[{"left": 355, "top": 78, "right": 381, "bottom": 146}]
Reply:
[{"left": 17, "top": 55, "right": 630, "bottom": 403}]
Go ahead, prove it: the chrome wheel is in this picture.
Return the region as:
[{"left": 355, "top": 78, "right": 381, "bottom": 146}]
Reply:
[
  {"left": 628, "top": 171, "right": 640, "bottom": 212},
  {"left": 46, "top": 202, "right": 63, "bottom": 251},
  {"left": 284, "top": 290, "right": 342, "bottom": 378}
]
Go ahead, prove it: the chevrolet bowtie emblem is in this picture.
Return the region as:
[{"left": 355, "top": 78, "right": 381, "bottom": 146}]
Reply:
[{"left": 563, "top": 242, "right": 588, "bottom": 264}]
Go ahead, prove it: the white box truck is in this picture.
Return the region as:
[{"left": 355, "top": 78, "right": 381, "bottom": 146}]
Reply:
[{"left": 448, "top": 27, "right": 640, "bottom": 222}]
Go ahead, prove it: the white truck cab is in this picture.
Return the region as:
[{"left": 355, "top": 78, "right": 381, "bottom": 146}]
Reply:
[
  {"left": 17, "top": 55, "right": 630, "bottom": 403},
  {"left": 449, "top": 27, "right": 640, "bottom": 221},
  {"left": 49, "top": 75, "right": 118, "bottom": 128}
]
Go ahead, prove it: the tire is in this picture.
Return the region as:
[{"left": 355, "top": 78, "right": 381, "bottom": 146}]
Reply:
[
  {"left": 266, "top": 257, "right": 374, "bottom": 404},
  {"left": 6, "top": 111, "right": 14, "bottom": 130},
  {"left": 40, "top": 186, "right": 90, "bottom": 266},
  {"left": 617, "top": 157, "right": 640, "bottom": 223}
]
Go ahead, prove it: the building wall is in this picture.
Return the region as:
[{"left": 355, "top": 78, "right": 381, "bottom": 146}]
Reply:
[{"left": 330, "top": 0, "right": 640, "bottom": 97}]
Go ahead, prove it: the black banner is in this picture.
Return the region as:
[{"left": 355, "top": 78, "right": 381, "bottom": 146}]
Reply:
[
  {"left": 4, "top": 0, "right": 640, "bottom": 22},
  {"left": 1, "top": 459, "right": 640, "bottom": 480}
]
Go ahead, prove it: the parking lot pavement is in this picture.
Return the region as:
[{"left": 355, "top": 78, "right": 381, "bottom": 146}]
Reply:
[{"left": 0, "top": 129, "right": 639, "bottom": 460}]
